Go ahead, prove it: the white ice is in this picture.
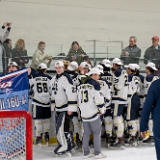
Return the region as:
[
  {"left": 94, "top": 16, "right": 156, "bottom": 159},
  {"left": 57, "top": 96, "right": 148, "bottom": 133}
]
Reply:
[{"left": 34, "top": 143, "right": 157, "bottom": 160}]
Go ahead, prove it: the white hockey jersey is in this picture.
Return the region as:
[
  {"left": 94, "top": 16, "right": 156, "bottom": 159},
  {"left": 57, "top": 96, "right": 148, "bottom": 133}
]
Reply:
[
  {"left": 51, "top": 73, "right": 77, "bottom": 112},
  {"left": 97, "top": 78, "right": 111, "bottom": 108},
  {"left": 144, "top": 74, "right": 159, "bottom": 98},
  {"left": 127, "top": 74, "right": 141, "bottom": 98},
  {"left": 65, "top": 71, "right": 80, "bottom": 87},
  {"left": 101, "top": 72, "right": 113, "bottom": 87},
  {"left": 112, "top": 68, "right": 128, "bottom": 104},
  {"left": 29, "top": 73, "right": 52, "bottom": 107},
  {"left": 77, "top": 79, "right": 105, "bottom": 122}
]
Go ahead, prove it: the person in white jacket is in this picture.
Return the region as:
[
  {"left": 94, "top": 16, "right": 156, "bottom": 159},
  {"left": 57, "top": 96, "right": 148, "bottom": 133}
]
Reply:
[{"left": 0, "top": 22, "right": 11, "bottom": 74}]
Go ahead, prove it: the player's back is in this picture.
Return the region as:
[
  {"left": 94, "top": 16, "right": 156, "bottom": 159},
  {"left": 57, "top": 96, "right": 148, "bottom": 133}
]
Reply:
[
  {"left": 112, "top": 68, "right": 128, "bottom": 104},
  {"left": 30, "top": 73, "right": 52, "bottom": 107},
  {"left": 128, "top": 74, "right": 141, "bottom": 97},
  {"left": 77, "top": 79, "right": 105, "bottom": 121}
]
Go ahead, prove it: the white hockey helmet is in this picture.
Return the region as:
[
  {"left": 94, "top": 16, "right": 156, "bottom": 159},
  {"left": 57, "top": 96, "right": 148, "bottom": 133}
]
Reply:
[
  {"left": 146, "top": 62, "right": 158, "bottom": 71},
  {"left": 37, "top": 63, "right": 48, "bottom": 69},
  {"left": 101, "top": 59, "right": 111, "bottom": 68},
  {"left": 86, "top": 68, "right": 101, "bottom": 76},
  {"left": 67, "top": 61, "right": 78, "bottom": 71},
  {"left": 112, "top": 58, "right": 123, "bottom": 66},
  {"left": 95, "top": 65, "right": 104, "bottom": 74}
]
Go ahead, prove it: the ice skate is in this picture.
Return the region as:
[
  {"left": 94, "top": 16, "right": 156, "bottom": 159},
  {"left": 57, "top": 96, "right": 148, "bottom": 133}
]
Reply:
[
  {"left": 126, "top": 135, "right": 139, "bottom": 147},
  {"left": 106, "top": 133, "right": 112, "bottom": 147},
  {"left": 110, "top": 138, "right": 125, "bottom": 150}
]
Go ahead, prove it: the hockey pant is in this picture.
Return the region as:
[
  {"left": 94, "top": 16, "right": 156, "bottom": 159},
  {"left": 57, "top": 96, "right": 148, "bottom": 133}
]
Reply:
[
  {"left": 111, "top": 103, "right": 125, "bottom": 138},
  {"left": 126, "top": 94, "right": 140, "bottom": 136},
  {"left": 72, "top": 112, "right": 82, "bottom": 141},
  {"left": 54, "top": 112, "right": 74, "bottom": 154},
  {"left": 104, "top": 108, "right": 113, "bottom": 137}
]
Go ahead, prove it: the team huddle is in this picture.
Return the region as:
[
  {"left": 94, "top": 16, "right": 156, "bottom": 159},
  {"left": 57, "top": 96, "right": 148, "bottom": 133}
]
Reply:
[{"left": 29, "top": 58, "right": 158, "bottom": 158}]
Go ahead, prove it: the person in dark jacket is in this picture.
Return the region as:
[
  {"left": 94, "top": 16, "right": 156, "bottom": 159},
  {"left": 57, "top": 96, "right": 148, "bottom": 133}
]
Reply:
[
  {"left": 144, "top": 36, "right": 160, "bottom": 76},
  {"left": 140, "top": 78, "right": 160, "bottom": 160},
  {"left": 121, "top": 36, "right": 141, "bottom": 65},
  {"left": 3, "top": 38, "right": 12, "bottom": 73},
  {"left": 11, "top": 39, "right": 29, "bottom": 68},
  {"left": 66, "top": 41, "right": 88, "bottom": 65}
]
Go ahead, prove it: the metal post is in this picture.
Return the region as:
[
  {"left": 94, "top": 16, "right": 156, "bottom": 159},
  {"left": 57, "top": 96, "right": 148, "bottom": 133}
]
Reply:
[{"left": 93, "top": 40, "right": 96, "bottom": 66}]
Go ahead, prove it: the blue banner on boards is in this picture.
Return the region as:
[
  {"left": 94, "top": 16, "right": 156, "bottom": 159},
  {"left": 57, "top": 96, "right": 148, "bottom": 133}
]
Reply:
[{"left": 0, "top": 69, "right": 29, "bottom": 111}]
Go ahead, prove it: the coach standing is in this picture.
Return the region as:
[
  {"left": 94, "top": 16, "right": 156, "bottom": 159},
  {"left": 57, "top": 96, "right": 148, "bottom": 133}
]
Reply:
[{"left": 140, "top": 78, "right": 160, "bottom": 160}]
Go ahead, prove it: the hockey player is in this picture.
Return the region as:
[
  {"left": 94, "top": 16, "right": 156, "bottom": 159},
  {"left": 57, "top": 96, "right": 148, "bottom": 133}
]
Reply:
[
  {"left": 77, "top": 68, "right": 107, "bottom": 159},
  {"left": 100, "top": 59, "right": 114, "bottom": 146},
  {"left": 111, "top": 58, "right": 128, "bottom": 149},
  {"left": 29, "top": 63, "right": 52, "bottom": 145},
  {"left": 142, "top": 62, "right": 159, "bottom": 143},
  {"left": 101, "top": 59, "right": 113, "bottom": 86},
  {"left": 51, "top": 61, "right": 77, "bottom": 156},
  {"left": 125, "top": 64, "right": 141, "bottom": 146},
  {"left": 78, "top": 62, "right": 90, "bottom": 77},
  {"left": 134, "top": 64, "right": 145, "bottom": 133},
  {"left": 66, "top": 61, "right": 82, "bottom": 149},
  {"left": 95, "top": 64, "right": 113, "bottom": 147}
]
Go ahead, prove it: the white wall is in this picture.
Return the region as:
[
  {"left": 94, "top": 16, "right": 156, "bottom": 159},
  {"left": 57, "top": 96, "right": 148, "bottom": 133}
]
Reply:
[{"left": 0, "top": 0, "right": 160, "bottom": 57}]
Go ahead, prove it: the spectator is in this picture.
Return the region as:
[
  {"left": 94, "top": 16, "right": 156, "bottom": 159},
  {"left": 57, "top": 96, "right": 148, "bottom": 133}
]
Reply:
[
  {"left": 30, "top": 41, "right": 52, "bottom": 74},
  {"left": 0, "top": 22, "right": 11, "bottom": 74},
  {"left": 66, "top": 41, "right": 88, "bottom": 65},
  {"left": 3, "top": 39, "right": 12, "bottom": 73},
  {"left": 121, "top": 36, "right": 141, "bottom": 64},
  {"left": 144, "top": 36, "right": 160, "bottom": 76},
  {"left": 11, "top": 39, "right": 29, "bottom": 69},
  {"left": 0, "top": 22, "right": 11, "bottom": 43}
]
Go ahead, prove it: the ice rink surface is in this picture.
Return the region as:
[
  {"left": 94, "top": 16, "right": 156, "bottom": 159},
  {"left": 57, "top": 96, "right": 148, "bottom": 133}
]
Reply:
[{"left": 34, "top": 142, "right": 157, "bottom": 160}]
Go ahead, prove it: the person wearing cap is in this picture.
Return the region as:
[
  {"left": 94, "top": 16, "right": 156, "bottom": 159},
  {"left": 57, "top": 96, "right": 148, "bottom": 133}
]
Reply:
[
  {"left": 66, "top": 61, "right": 82, "bottom": 149},
  {"left": 125, "top": 64, "right": 141, "bottom": 146},
  {"left": 100, "top": 60, "right": 114, "bottom": 145},
  {"left": 134, "top": 64, "right": 145, "bottom": 125},
  {"left": 79, "top": 61, "right": 90, "bottom": 75},
  {"left": 66, "top": 41, "right": 88, "bottom": 65},
  {"left": 95, "top": 64, "right": 112, "bottom": 147},
  {"left": 51, "top": 60, "right": 77, "bottom": 156},
  {"left": 7, "top": 61, "right": 19, "bottom": 73},
  {"left": 77, "top": 68, "right": 106, "bottom": 159},
  {"left": 29, "top": 63, "right": 52, "bottom": 145},
  {"left": 101, "top": 59, "right": 113, "bottom": 86},
  {"left": 144, "top": 36, "right": 160, "bottom": 76},
  {"left": 121, "top": 36, "right": 141, "bottom": 65},
  {"left": 110, "top": 58, "right": 128, "bottom": 148},
  {"left": 141, "top": 62, "right": 159, "bottom": 144}
]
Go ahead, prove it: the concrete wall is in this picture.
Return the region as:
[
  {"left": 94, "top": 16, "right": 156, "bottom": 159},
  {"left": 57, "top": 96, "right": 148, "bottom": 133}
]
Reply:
[{"left": 0, "top": 0, "right": 160, "bottom": 57}]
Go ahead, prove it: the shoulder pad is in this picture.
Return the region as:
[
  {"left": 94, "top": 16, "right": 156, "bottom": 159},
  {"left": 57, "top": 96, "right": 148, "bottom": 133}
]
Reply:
[
  {"left": 114, "top": 68, "right": 122, "bottom": 77},
  {"left": 128, "top": 74, "right": 134, "bottom": 82},
  {"left": 100, "top": 78, "right": 110, "bottom": 87},
  {"left": 62, "top": 73, "right": 73, "bottom": 85},
  {"left": 139, "top": 74, "right": 144, "bottom": 83},
  {"left": 146, "top": 74, "right": 155, "bottom": 82},
  {"left": 87, "top": 79, "right": 101, "bottom": 91}
]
